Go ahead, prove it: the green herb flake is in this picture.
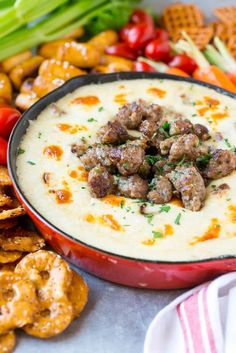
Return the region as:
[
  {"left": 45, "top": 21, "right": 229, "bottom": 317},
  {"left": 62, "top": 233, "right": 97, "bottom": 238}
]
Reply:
[
  {"left": 161, "top": 121, "right": 170, "bottom": 131},
  {"left": 144, "top": 213, "right": 154, "bottom": 225},
  {"left": 192, "top": 114, "right": 197, "bottom": 117},
  {"left": 159, "top": 127, "right": 169, "bottom": 138},
  {"left": 87, "top": 117, "right": 97, "bottom": 123},
  {"left": 123, "top": 162, "right": 129, "bottom": 170},
  {"left": 152, "top": 231, "right": 163, "bottom": 239},
  {"left": 27, "top": 161, "right": 36, "bottom": 165},
  {"left": 159, "top": 204, "right": 171, "bottom": 213},
  {"left": 120, "top": 200, "right": 125, "bottom": 209},
  {"left": 196, "top": 154, "right": 212, "bottom": 168},
  {"left": 175, "top": 213, "right": 182, "bottom": 225},
  {"left": 145, "top": 155, "right": 160, "bottom": 166},
  {"left": 98, "top": 106, "right": 104, "bottom": 112},
  {"left": 81, "top": 186, "right": 86, "bottom": 189},
  {"left": 38, "top": 132, "right": 42, "bottom": 139},
  {"left": 17, "top": 147, "right": 25, "bottom": 155},
  {"left": 224, "top": 138, "right": 231, "bottom": 148}
]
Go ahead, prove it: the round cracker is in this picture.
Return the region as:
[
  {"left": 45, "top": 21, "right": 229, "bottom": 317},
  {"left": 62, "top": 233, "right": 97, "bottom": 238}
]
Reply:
[
  {"left": 0, "top": 250, "right": 22, "bottom": 264},
  {"left": 0, "top": 331, "right": 16, "bottom": 353},
  {"left": 68, "top": 271, "right": 88, "bottom": 318}
]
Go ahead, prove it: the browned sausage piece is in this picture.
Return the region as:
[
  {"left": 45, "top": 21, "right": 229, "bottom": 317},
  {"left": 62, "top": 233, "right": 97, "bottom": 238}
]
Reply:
[
  {"left": 97, "top": 120, "right": 129, "bottom": 145},
  {"left": 88, "top": 166, "right": 116, "bottom": 198},
  {"left": 148, "top": 176, "right": 173, "bottom": 204},
  {"left": 169, "top": 118, "right": 193, "bottom": 136},
  {"left": 117, "top": 144, "right": 145, "bottom": 176},
  {"left": 118, "top": 175, "right": 148, "bottom": 199},
  {"left": 203, "top": 149, "right": 236, "bottom": 179},
  {"left": 167, "top": 166, "right": 206, "bottom": 211}
]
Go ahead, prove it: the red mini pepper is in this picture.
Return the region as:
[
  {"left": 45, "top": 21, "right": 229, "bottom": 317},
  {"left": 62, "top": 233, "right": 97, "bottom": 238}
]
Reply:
[
  {"left": 168, "top": 54, "right": 197, "bottom": 75},
  {"left": 134, "top": 61, "right": 156, "bottom": 72},
  {"left": 105, "top": 42, "right": 139, "bottom": 60},
  {"left": 0, "top": 106, "right": 21, "bottom": 139},
  {"left": 145, "top": 39, "right": 171, "bottom": 62},
  {"left": 120, "top": 9, "right": 155, "bottom": 50},
  {"left": 0, "top": 136, "right": 8, "bottom": 165}
]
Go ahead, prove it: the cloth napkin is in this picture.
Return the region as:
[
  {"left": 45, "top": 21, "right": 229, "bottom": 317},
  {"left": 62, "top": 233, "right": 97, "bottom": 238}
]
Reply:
[{"left": 144, "top": 272, "right": 236, "bottom": 353}]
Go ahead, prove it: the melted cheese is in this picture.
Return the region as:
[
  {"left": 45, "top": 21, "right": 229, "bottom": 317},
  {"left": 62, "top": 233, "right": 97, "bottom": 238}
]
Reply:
[{"left": 16, "top": 79, "right": 236, "bottom": 261}]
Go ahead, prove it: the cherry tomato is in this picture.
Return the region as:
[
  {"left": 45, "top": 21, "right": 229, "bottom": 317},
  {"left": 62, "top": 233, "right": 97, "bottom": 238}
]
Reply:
[
  {"left": 145, "top": 39, "right": 171, "bottom": 62},
  {"left": 0, "top": 136, "right": 7, "bottom": 165},
  {"left": 134, "top": 61, "right": 156, "bottom": 72},
  {"left": 105, "top": 42, "right": 139, "bottom": 60},
  {"left": 130, "top": 9, "right": 153, "bottom": 25},
  {"left": 0, "top": 107, "right": 21, "bottom": 139},
  {"left": 155, "top": 28, "right": 169, "bottom": 41},
  {"left": 168, "top": 54, "right": 197, "bottom": 75},
  {"left": 120, "top": 22, "right": 155, "bottom": 50}
]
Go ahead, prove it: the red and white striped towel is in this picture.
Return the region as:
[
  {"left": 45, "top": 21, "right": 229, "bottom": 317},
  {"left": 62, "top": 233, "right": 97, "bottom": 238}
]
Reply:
[{"left": 144, "top": 272, "right": 236, "bottom": 353}]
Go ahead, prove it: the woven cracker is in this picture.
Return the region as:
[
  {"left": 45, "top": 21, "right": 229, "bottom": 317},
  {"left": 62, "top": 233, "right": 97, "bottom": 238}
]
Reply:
[
  {"left": 214, "top": 6, "right": 236, "bottom": 25},
  {"left": 209, "top": 21, "right": 230, "bottom": 42},
  {"left": 172, "top": 26, "right": 213, "bottom": 50},
  {"left": 228, "top": 37, "right": 236, "bottom": 59},
  {"left": 163, "top": 3, "right": 204, "bottom": 35}
]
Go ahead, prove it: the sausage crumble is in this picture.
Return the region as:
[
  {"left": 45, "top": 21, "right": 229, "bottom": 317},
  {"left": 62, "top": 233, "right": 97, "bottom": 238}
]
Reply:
[{"left": 72, "top": 100, "right": 236, "bottom": 211}]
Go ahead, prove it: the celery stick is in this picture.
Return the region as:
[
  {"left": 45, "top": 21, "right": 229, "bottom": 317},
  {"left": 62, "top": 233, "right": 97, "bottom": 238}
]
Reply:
[
  {"left": 0, "top": 0, "right": 110, "bottom": 60},
  {"left": 214, "top": 37, "right": 236, "bottom": 72},
  {"left": 181, "top": 31, "right": 209, "bottom": 69},
  {"left": 0, "top": 0, "right": 68, "bottom": 38},
  {"left": 137, "top": 57, "right": 168, "bottom": 72},
  {"left": 204, "top": 45, "right": 227, "bottom": 71}
]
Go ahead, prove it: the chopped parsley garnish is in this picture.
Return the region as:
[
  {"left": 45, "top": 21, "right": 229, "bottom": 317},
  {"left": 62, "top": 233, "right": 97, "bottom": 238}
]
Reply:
[
  {"left": 159, "top": 122, "right": 170, "bottom": 137},
  {"left": 152, "top": 230, "right": 163, "bottom": 238},
  {"left": 38, "top": 132, "right": 42, "bottom": 139},
  {"left": 17, "top": 147, "right": 25, "bottom": 155},
  {"left": 192, "top": 114, "right": 197, "bottom": 117},
  {"left": 123, "top": 162, "right": 129, "bottom": 170},
  {"left": 87, "top": 117, "right": 97, "bottom": 123},
  {"left": 120, "top": 200, "right": 125, "bottom": 209},
  {"left": 145, "top": 155, "right": 160, "bottom": 166},
  {"left": 196, "top": 154, "right": 212, "bottom": 168},
  {"left": 81, "top": 186, "right": 86, "bottom": 189},
  {"left": 144, "top": 213, "right": 154, "bottom": 225},
  {"left": 223, "top": 139, "right": 236, "bottom": 153},
  {"left": 175, "top": 213, "right": 182, "bottom": 225},
  {"left": 159, "top": 204, "right": 171, "bottom": 213},
  {"left": 161, "top": 121, "right": 170, "bottom": 131},
  {"left": 27, "top": 161, "right": 36, "bottom": 165},
  {"left": 98, "top": 106, "right": 104, "bottom": 112},
  {"left": 224, "top": 138, "right": 231, "bottom": 148}
]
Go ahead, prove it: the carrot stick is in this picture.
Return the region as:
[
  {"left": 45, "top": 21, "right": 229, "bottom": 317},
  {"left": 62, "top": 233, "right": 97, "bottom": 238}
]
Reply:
[
  {"left": 166, "top": 67, "right": 189, "bottom": 77},
  {"left": 193, "top": 65, "right": 236, "bottom": 94}
]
